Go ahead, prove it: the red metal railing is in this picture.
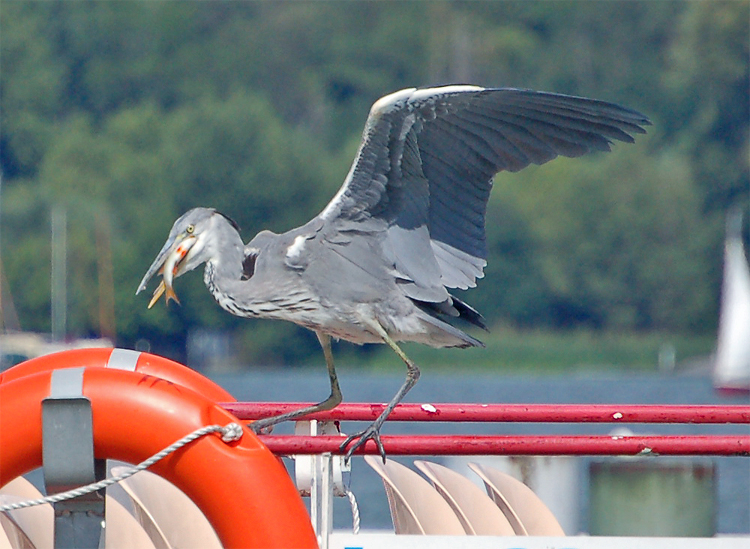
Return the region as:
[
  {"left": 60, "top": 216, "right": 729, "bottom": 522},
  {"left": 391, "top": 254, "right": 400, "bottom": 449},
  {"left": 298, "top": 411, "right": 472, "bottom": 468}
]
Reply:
[
  {"left": 256, "top": 435, "right": 750, "bottom": 456},
  {"left": 221, "top": 402, "right": 750, "bottom": 457},
  {"left": 223, "top": 402, "right": 750, "bottom": 424}
]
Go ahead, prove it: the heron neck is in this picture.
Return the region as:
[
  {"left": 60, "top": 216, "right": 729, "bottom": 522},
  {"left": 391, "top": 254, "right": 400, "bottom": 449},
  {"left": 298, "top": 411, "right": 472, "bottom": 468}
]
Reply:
[{"left": 202, "top": 227, "right": 245, "bottom": 301}]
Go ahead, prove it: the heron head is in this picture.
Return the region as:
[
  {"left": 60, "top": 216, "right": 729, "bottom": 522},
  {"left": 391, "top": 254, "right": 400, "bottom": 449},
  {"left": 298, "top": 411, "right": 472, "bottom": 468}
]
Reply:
[{"left": 136, "top": 208, "right": 225, "bottom": 308}]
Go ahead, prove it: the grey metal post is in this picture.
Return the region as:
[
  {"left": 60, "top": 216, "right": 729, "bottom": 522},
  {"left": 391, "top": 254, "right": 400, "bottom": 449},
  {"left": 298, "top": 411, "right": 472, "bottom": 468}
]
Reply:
[{"left": 42, "top": 368, "right": 105, "bottom": 549}]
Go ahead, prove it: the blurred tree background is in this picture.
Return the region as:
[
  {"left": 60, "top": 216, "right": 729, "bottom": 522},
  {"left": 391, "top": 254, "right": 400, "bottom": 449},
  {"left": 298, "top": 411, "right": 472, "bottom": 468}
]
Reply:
[{"left": 1, "top": 1, "right": 748, "bottom": 366}]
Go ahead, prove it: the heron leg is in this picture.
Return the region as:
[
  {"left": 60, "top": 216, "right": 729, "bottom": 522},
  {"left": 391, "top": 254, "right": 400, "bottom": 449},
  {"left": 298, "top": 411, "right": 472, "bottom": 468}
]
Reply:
[
  {"left": 340, "top": 321, "right": 420, "bottom": 462},
  {"left": 250, "top": 331, "right": 343, "bottom": 433}
]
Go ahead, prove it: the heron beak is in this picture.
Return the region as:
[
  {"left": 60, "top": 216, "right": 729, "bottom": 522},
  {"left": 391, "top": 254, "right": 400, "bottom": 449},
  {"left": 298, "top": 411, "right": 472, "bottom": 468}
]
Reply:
[{"left": 136, "top": 235, "right": 196, "bottom": 308}]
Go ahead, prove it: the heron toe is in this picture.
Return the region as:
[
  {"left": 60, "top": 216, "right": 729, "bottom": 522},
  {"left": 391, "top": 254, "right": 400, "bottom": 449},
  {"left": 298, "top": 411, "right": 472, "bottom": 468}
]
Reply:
[
  {"left": 248, "top": 420, "right": 275, "bottom": 435},
  {"left": 342, "top": 423, "right": 387, "bottom": 462}
]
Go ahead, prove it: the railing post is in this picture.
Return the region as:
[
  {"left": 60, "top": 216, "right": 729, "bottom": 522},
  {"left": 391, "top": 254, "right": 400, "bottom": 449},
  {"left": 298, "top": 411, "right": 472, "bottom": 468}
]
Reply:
[
  {"left": 312, "top": 451, "right": 333, "bottom": 549},
  {"left": 295, "top": 420, "right": 350, "bottom": 548}
]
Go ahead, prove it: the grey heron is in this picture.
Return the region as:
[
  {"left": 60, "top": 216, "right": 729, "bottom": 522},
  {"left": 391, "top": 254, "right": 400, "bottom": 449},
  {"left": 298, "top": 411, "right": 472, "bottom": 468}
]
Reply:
[{"left": 137, "top": 85, "right": 650, "bottom": 460}]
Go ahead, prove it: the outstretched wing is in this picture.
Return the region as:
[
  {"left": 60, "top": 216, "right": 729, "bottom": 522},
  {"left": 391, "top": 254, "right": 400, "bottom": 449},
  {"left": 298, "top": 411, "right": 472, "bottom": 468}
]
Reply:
[{"left": 317, "top": 85, "right": 650, "bottom": 303}]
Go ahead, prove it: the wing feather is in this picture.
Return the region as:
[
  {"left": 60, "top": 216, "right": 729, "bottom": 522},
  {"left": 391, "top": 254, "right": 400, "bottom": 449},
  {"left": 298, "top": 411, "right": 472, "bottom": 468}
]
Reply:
[{"left": 316, "top": 86, "right": 650, "bottom": 303}]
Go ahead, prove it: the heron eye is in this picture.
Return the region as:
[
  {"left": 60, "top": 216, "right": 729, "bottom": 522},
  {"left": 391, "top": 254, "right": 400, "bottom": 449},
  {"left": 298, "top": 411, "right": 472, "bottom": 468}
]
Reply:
[{"left": 186, "top": 224, "right": 195, "bottom": 234}]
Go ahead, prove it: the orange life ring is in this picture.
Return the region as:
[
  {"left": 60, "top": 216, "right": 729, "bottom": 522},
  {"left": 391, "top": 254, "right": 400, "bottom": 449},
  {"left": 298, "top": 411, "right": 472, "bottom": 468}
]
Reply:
[
  {"left": 0, "top": 348, "right": 235, "bottom": 403},
  {"left": 0, "top": 367, "right": 317, "bottom": 549}
]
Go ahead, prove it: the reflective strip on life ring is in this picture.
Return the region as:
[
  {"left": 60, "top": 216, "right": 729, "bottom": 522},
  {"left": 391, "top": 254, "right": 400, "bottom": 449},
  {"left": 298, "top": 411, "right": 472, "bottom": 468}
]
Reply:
[
  {"left": 0, "top": 368, "right": 317, "bottom": 549},
  {"left": 0, "top": 348, "right": 235, "bottom": 403}
]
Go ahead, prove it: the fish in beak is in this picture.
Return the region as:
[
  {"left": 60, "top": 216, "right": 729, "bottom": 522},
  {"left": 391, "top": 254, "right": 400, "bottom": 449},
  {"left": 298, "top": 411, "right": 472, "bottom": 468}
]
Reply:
[{"left": 136, "top": 234, "right": 196, "bottom": 308}]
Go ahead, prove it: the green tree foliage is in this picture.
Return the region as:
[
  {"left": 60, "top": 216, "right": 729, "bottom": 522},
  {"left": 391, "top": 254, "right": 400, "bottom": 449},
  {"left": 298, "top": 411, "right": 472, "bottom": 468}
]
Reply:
[
  {"left": 663, "top": 1, "right": 749, "bottom": 211},
  {"left": 1, "top": 1, "right": 747, "bottom": 362},
  {"left": 1, "top": 2, "right": 66, "bottom": 178},
  {"left": 493, "top": 141, "right": 716, "bottom": 332}
]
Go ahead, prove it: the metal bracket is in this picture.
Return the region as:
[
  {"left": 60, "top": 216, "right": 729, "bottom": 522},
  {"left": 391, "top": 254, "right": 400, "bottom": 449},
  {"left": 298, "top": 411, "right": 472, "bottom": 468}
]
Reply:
[{"left": 42, "top": 367, "right": 105, "bottom": 549}]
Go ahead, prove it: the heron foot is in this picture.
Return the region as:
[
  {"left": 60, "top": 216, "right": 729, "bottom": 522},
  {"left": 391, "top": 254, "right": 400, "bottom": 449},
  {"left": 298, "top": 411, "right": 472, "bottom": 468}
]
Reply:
[
  {"left": 248, "top": 420, "right": 275, "bottom": 435},
  {"left": 341, "top": 423, "right": 387, "bottom": 463}
]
